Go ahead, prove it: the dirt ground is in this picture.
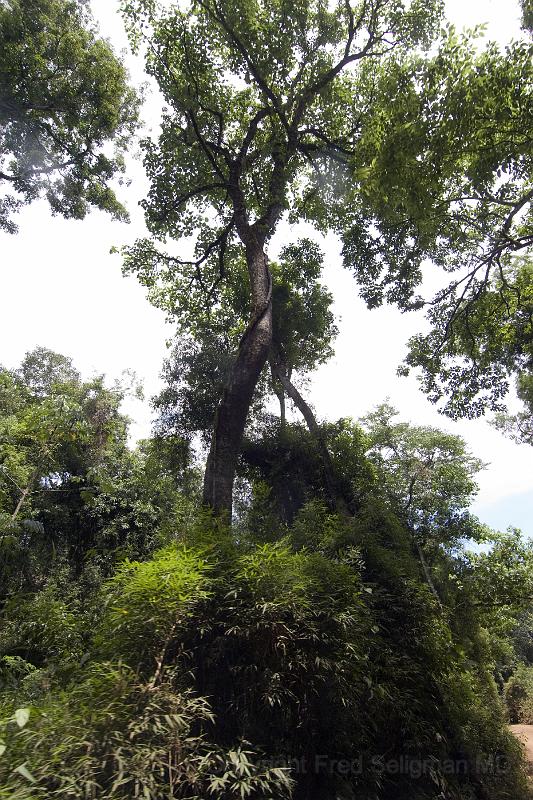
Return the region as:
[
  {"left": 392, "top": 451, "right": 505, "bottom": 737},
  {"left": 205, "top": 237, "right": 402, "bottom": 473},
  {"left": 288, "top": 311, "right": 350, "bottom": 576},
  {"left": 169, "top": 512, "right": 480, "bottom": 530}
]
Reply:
[{"left": 510, "top": 724, "right": 533, "bottom": 770}]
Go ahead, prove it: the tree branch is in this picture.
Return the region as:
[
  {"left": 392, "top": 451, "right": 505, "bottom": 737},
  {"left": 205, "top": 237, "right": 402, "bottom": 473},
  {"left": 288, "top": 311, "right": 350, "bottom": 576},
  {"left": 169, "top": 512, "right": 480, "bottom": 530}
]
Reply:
[
  {"left": 196, "top": 0, "right": 288, "bottom": 130},
  {"left": 271, "top": 361, "right": 350, "bottom": 516},
  {"left": 155, "top": 181, "right": 227, "bottom": 223}
]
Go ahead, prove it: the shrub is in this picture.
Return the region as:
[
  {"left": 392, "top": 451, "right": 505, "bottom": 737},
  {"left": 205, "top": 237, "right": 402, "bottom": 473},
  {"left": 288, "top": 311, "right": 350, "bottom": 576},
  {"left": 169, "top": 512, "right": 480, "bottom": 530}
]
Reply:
[
  {"left": 0, "top": 663, "right": 292, "bottom": 799},
  {"left": 96, "top": 544, "right": 213, "bottom": 675},
  {"left": 0, "top": 512, "right": 531, "bottom": 799},
  {"left": 505, "top": 663, "right": 533, "bottom": 724}
]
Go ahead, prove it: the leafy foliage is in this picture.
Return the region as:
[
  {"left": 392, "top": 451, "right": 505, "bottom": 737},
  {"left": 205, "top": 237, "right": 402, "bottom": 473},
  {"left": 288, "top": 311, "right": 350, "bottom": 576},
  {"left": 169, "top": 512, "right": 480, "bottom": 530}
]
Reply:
[
  {"left": 0, "top": 0, "right": 139, "bottom": 232},
  {"left": 0, "top": 662, "right": 294, "bottom": 800},
  {"left": 1, "top": 500, "right": 530, "bottom": 799},
  {"left": 120, "top": 0, "right": 442, "bottom": 261},
  {"left": 505, "top": 664, "right": 533, "bottom": 724},
  {"left": 361, "top": 403, "right": 484, "bottom": 546},
  {"left": 98, "top": 545, "right": 212, "bottom": 671},
  {"left": 339, "top": 28, "right": 533, "bottom": 424},
  {"left": 241, "top": 416, "right": 372, "bottom": 524}
]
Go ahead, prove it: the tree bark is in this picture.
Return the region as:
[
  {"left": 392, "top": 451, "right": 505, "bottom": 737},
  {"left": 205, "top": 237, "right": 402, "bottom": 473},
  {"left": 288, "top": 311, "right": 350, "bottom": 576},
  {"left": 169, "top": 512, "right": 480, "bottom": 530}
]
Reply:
[
  {"left": 203, "top": 242, "right": 272, "bottom": 517},
  {"left": 11, "top": 474, "right": 36, "bottom": 521},
  {"left": 278, "top": 389, "right": 286, "bottom": 429},
  {"left": 272, "top": 364, "right": 350, "bottom": 517},
  {"left": 270, "top": 362, "right": 286, "bottom": 430}
]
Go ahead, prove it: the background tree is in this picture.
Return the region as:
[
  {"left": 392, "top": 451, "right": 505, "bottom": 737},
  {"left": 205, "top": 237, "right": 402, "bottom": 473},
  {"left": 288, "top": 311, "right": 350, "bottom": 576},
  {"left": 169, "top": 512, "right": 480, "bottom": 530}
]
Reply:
[
  {"left": 339, "top": 29, "right": 533, "bottom": 425},
  {"left": 0, "top": 0, "right": 139, "bottom": 232},
  {"left": 0, "top": 348, "right": 124, "bottom": 523},
  {"left": 359, "top": 403, "right": 484, "bottom": 596},
  {"left": 121, "top": 0, "right": 442, "bottom": 515},
  {"left": 0, "top": 348, "right": 192, "bottom": 604},
  {"left": 361, "top": 403, "right": 483, "bottom": 544}
]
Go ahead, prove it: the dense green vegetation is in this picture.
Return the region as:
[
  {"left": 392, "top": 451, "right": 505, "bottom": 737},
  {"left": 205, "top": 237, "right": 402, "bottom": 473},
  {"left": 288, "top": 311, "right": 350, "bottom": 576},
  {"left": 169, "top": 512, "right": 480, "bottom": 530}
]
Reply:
[
  {"left": 1, "top": 349, "right": 533, "bottom": 799},
  {"left": 0, "top": 0, "right": 139, "bottom": 232},
  {"left": 1, "top": 0, "right": 533, "bottom": 798}
]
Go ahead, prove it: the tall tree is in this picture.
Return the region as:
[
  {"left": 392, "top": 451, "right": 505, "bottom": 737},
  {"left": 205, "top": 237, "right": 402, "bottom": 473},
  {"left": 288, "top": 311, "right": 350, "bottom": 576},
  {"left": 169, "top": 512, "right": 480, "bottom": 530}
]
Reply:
[
  {"left": 361, "top": 403, "right": 484, "bottom": 596},
  {"left": 361, "top": 403, "right": 483, "bottom": 544},
  {"left": 145, "top": 238, "right": 343, "bottom": 508},
  {"left": 121, "top": 0, "right": 442, "bottom": 515},
  {"left": 0, "top": 0, "right": 138, "bottom": 232}
]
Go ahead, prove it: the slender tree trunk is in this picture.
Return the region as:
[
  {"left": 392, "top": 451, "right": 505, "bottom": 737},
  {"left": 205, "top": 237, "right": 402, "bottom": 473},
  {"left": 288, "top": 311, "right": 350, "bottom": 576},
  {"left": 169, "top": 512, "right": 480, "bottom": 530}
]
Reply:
[
  {"left": 203, "top": 243, "right": 272, "bottom": 517},
  {"left": 278, "top": 391, "right": 286, "bottom": 429},
  {"left": 415, "top": 540, "right": 441, "bottom": 605},
  {"left": 272, "top": 364, "right": 349, "bottom": 517},
  {"left": 270, "top": 362, "right": 286, "bottom": 430},
  {"left": 11, "top": 475, "right": 36, "bottom": 521}
]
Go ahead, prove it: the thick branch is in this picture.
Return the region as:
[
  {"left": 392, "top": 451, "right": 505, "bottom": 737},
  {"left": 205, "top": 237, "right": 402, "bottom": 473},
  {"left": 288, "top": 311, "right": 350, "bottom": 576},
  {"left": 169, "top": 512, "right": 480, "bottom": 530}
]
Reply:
[
  {"left": 253, "top": 145, "right": 289, "bottom": 234},
  {"left": 186, "top": 108, "right": 227, "bottom": 181},
  {"left": 291, "top": 29, "right": 380, "bottom": 127},
  {"left": 237, "top": 107, "right": 273, "bottom": 164},
  {"left": 156, "top": 181, "right": 227, "bottom": 223},
  {"left": 300, "top": 127, "right": 355, "bottom": 157}
]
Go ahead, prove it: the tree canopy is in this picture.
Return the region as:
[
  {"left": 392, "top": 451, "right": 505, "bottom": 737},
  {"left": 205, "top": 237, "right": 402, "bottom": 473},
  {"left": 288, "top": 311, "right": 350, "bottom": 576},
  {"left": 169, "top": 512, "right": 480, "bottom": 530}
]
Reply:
[
  {"left": 0, "top": 0, "right": 139, "bottom": 232},
  {"left": 361, "top": 402, "right": 484, "bottom": 545},
  {"left": 338, "top": 28, "right": 533, "bottom": 424}
]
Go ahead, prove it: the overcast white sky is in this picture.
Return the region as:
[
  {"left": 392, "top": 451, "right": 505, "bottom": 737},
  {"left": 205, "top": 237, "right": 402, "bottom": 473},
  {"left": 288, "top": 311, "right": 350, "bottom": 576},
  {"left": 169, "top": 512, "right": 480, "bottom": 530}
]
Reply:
[{"left": 1, "top": 0, "right": 531, "bottom": 535}]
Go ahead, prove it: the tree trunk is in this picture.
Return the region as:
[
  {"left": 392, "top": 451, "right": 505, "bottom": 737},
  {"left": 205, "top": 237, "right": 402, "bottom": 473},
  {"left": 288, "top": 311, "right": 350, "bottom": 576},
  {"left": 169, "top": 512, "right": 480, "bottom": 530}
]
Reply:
[
  {"left": 415, "top": 540, "right": 441, "bottom": 605},
  {"left": 270, "top": 362, "right": 286, "bottom": 430},
  {"left": 203, "top": 244, "right": 272, "bottom": 517},
  {"left": 278, "top": 390, "right": 286, "bottom": 429},
  {"left": 272, "top": 364, "right": 349, "bottom": 517},
  {"left": 11, "top": 476, "right": 35, "bottom": 521}
]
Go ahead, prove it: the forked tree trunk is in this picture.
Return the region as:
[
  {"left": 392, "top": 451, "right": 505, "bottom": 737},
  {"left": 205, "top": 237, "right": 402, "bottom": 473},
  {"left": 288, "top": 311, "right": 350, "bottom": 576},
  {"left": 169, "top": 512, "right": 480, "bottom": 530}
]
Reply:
[{"left": 203, "top": 243, "right": 272, "bottom": 517}]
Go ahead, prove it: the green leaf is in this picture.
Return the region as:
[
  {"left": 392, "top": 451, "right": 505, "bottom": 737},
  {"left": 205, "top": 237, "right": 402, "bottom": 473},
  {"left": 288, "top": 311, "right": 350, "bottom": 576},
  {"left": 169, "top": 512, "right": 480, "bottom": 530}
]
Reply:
[
  {"left": 14, "top": 763, "right": 36, "bottom": 783},
  {"left": 15, "top": 708, "right": 30, "bottom": 728}
]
